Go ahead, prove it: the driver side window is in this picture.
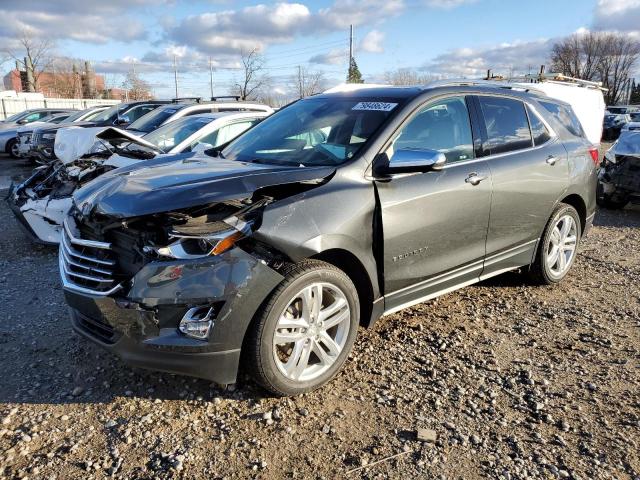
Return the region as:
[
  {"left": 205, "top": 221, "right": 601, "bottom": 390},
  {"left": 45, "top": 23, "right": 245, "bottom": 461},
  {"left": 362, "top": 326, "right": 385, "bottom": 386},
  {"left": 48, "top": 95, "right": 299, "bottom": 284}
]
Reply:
[{"left": 392, "top": 96, "right": 474, "bottom": 163}]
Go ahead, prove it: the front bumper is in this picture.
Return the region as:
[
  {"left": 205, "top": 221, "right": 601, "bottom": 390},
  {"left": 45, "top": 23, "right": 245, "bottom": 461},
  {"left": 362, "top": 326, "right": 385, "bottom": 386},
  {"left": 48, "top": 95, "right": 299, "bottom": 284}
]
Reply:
[{"left": 62, "top": 247, "right": 284, "bottom": 384}]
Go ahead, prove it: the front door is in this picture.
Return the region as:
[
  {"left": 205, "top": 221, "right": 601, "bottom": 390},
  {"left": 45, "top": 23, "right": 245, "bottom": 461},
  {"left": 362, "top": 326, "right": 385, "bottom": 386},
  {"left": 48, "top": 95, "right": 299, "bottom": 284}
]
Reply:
[{"left": 375, "top": 96, "right": 492, "bottom": 314}]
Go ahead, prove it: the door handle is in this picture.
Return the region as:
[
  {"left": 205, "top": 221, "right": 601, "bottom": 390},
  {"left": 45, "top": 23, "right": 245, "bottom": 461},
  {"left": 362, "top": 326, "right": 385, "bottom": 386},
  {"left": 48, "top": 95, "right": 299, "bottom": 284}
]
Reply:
[
  {"left": 465, "top": 172, "right": 487, "bottom": 186},
  {"left": 546, "top": 155, "right": 558, "bottom": 165}
]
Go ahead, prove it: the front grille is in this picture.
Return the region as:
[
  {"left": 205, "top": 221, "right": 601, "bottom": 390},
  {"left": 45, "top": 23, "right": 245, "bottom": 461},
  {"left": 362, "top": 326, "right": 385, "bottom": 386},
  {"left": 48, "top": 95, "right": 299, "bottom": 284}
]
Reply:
[{"left": 59, "top": 218, "right": 122, "bottom": 296}]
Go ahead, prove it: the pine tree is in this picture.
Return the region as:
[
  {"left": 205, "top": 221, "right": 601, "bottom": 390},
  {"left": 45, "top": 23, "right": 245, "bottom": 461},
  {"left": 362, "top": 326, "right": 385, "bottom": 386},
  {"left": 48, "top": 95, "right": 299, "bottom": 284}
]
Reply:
[{"left": 347, "top": 57, "right": 364, "bottom": 84}]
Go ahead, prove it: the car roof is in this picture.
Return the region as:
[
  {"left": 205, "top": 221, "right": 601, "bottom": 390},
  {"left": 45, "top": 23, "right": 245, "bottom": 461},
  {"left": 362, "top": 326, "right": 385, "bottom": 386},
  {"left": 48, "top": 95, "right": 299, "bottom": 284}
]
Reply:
[{"left": 188, "top": 111, "right": 270, "bottom": 120}]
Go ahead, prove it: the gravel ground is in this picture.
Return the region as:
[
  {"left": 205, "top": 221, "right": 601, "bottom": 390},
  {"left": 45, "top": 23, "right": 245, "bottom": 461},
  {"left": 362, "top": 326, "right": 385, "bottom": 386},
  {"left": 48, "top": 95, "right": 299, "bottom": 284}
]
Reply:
[{"left": 0, "top": 153, "right": 639, "bottom": 480}]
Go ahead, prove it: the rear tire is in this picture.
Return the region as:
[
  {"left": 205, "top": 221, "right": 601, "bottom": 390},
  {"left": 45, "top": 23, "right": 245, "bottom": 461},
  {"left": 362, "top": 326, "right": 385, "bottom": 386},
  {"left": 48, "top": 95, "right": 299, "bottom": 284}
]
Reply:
[
  {"left": 244, "top": 260, "right": 359, "bottom": 396},
  {"left": 529, "top": 203, "right": 581, "bottom": 285}
]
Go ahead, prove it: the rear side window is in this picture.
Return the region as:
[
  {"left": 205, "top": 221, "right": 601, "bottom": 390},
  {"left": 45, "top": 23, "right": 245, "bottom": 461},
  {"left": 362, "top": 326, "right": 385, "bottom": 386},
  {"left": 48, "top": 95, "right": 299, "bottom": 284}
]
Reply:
[
  {"left": 526, "top": 105, "right": 551, "bottom": 146},
  {"left": 539, "top": 101, "right": 585, "bottom": 138},
  {"left": 478, "top": 96, "right": 532, "bottom": 154}
]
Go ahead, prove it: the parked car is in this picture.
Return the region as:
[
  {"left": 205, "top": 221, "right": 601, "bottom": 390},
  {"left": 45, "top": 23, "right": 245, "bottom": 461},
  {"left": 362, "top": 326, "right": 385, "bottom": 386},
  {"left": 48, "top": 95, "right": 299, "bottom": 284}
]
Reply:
[
  {"left": 8, "top": 112, "right": 268, "bottom": 244},
  {"left": 606, "top": 105, "right": 638, "bottom": 115},
  {"left": 125, "top": 100, "right": 274, "bottom": 135},
  {"left": 59, "top": 83, "right": 597, "bottom": 396},
  {"left": 602, "top": 113, "right": 630, "bottom": 141},
  {"left": 18, "top": 106, "right": 112, "bottom": 163},
  {"left": 597, "top": 130, "right": 640, "bottom": 209},
  {"left": 0, "top": 108, "right": 77, "bottom": 158},
  {"left": 16, "top": 111, "right": 88, "bottom": 159},
  {"left": 620, "top": 112, "right": 640, "bottom": 133}
]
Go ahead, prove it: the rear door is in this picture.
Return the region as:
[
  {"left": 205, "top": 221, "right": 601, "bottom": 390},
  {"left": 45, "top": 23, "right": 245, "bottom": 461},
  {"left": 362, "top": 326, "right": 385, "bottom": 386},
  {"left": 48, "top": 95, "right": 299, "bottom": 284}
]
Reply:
[
  {"left": 473, "top": 95, "right": 569, "bottom": 277},
  {"left": 376, "top": 96, "right": 492, "bottom": 313}
]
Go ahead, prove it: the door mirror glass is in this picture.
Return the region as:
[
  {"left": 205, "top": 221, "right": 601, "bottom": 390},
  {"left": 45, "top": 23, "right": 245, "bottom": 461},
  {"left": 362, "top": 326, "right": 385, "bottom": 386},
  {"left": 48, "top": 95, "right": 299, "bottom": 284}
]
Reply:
[
  {"left": 386, "top": 148, "right": 446, "bottom": 174},
  {"left": 17, "top": 118, "right": 28, "bottom": 124},
  {"left": 115, "top": 115, "right": 130, "bottom": 125}
]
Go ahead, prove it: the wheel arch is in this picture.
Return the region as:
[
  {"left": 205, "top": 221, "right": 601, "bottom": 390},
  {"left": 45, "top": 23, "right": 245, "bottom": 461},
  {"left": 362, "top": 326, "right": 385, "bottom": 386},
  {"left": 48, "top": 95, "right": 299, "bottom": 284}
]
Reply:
[
  {"left": 310, "top": 248, "right": 375, "bottom": 328},
  {"left": 559, "top": 193, "right": 587, "bottom": 235}
]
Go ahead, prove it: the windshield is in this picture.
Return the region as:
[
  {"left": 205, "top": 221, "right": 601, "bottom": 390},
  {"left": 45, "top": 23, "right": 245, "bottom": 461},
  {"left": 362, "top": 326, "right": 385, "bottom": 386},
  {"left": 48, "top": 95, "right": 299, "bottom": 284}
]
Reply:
[
  {"left": 3, "top": 111, "right": 30, "bottom": 122},
  {"left": 221, "top": 97, "right": 401, "bottom": 166},
  {"left": 139, "top": 116, "right": 212, "bottom": 152},
  {"left": 128, "top": 105, "right": 183, "bottom": 132},
  {"left": 91, "top": 104, "right": 125, "bottom": 123}
]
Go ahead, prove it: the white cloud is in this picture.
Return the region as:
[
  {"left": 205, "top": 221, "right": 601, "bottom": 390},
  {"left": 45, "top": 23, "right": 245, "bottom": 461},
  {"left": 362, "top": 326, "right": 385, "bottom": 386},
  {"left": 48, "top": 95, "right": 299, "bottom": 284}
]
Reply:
[
  {"left": 167, "top": 1, "right": 405, "bottom": 56},
  {"left": 424, "top": 0, "right": 477, "bottom": 8},
  {"left": 360, "top": 30, "right": 385, "bottom": 53},
  {"left": 593, "top": 0, "right": 640, "bottom": 33},
  {"left": 425, "top": 39, "right": 553, "bottom": 77},
  {"left": 309, "top": 48, "right": 348, "bottom": 65}
]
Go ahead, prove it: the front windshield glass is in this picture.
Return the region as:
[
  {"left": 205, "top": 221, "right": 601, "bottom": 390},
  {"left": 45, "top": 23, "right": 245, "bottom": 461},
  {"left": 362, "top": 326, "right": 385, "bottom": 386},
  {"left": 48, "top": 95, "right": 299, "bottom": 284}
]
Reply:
[
  {"left": 4, "top": 111, "right": 29, "bottom": 122},
  {"left": 221, "top": 97, "right": 402, "bottom": 166},
  {"left": 128, "top": 105, "right": 183, "bottom": 132},
  {"left": 91, "top": 104, "right": 125, "bottom": 123},
  {"left": 139, "top": 116, "right": 212, "bottom": 152}
]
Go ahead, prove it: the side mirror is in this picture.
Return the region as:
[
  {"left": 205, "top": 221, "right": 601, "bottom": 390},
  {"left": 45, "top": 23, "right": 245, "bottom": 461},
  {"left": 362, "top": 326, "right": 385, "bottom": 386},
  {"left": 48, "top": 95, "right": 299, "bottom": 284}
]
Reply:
[
  {"left": 17, "top": 119, "right": 28, "bottom": 124},
  {"left": 115, "top": 115, "right": 130, "bottom": 125},
  {"left": 383, "top": 148, "right": 446, "bottom": 175},
  {"left": 192, "top": 142, "right": 214, "bottom": 154}
]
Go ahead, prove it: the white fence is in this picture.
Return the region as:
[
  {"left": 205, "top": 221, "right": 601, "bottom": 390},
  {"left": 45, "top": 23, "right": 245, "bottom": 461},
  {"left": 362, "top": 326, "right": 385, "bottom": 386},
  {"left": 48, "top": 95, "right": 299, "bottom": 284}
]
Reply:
[{"left": 0, "top": 98, "right": 121, "bottom": 120}]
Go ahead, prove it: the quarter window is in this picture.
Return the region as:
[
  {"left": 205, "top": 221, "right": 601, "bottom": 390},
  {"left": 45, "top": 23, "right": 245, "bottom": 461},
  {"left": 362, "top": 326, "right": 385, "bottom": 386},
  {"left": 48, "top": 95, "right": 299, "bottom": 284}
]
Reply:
[
  {"left": 527, "top": 105, "right": 551, "bottom": 146},
  {"left": 478, "top": 96, "right": 533, "bottom": 154},
  {"left": 539, "top": 101, "right": 585, "bottom": 138},
  {"left": 392, "top": 96, "right": 474, "bottom": 163}
]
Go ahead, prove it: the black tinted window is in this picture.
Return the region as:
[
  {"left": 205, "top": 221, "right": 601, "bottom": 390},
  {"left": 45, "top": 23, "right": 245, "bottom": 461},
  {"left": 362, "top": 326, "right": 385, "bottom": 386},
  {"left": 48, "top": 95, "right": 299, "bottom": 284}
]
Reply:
[
  {"left": 539, "top": 101, "right": 585, "bottom": 138},
  {"left": 527, "top": 105, "right": 551, "bottom": 146},
  {"left": 478, "top": 96, "right": 532, "bottom": 154},
  {"left": 393, "top": 96, "right": 474, "bottom": 163}
]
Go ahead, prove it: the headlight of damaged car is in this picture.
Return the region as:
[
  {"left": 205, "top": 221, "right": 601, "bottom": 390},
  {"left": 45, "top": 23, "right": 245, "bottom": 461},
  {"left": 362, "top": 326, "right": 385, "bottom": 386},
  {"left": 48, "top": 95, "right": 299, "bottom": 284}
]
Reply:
[{"left": 155, "top": 215, "right": 253, "bottom": 260}]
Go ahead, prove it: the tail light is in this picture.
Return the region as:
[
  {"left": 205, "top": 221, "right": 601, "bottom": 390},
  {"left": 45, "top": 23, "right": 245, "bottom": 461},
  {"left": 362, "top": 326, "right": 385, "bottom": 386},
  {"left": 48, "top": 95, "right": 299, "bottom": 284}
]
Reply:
[{"left": 588, "top": 147, "right": 599, "bottom": 166}]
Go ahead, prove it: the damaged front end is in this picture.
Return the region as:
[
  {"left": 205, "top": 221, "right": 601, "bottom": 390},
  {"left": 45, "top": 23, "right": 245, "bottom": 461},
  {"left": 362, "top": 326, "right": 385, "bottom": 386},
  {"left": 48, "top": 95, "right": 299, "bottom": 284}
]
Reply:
[
  {"left": 598, "top": 132, "right": 640, "bottom": 207},
  {"left": 8, "top": 127, "right": 161, "bottom": 244},
  {"left": 60, "top": 158, "right": 335, "bottom": 383}
]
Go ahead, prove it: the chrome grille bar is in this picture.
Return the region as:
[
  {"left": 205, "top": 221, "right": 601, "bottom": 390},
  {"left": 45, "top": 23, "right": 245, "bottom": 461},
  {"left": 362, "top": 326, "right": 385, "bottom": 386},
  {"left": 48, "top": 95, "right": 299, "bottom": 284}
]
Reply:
[{"left": 59, "top": 217, "right": 122, "bottom": 296}]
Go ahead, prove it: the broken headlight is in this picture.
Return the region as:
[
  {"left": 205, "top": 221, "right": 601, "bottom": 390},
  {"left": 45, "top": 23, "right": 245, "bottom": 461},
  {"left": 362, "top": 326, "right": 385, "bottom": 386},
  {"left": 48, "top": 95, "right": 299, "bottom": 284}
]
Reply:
[{"left": 154, "top": 216, "right": 253, "bottom": 260}]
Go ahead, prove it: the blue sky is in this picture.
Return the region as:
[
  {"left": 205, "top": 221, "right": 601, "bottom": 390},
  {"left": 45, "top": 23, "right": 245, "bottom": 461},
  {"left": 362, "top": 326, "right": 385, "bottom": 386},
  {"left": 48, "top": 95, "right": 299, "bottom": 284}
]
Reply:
[{"left": 1, "top": 0, "right": 637, "bottom": 98}]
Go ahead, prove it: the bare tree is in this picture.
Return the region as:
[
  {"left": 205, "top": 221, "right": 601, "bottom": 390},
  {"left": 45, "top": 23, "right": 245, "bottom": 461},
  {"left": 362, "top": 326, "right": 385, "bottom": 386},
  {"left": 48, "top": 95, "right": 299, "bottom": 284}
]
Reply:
[
  {"left": 122, "top": 70, "right": 151, "bottom": 100},
  {"left": 3, "top": 30, "right": 55, "bottom": 92},
  {"left": 292, "top": 66, "right": 325, "bottom": 98},
  {"left": 234, "top": 48, "right": 267, "bottom": 101},
  {"left": 550, "top": 32, "right": 640, "bottom": 104},
  {"left": 383, "top": 68, "right": 434, "bottom": 86}
]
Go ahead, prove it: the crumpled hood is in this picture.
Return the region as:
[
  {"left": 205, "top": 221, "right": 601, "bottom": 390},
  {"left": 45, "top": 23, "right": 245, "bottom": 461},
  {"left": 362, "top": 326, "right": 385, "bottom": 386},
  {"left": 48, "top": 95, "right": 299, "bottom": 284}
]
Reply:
[{"left": 73, "top": 154, "right": 335, "bottom": 218}]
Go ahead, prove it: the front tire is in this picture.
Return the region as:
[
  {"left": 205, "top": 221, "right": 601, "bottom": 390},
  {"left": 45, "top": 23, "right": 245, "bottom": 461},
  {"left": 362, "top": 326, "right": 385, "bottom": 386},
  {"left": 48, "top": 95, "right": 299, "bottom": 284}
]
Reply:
[
  {"left": 245, "top": 260, "right": 359, "bottom": 396},
  {"left": 529, "top": 203, "right": 581, "bottom": 285},
  {"left": 7, "top": 139, "right": 19, "bottom": 159}
]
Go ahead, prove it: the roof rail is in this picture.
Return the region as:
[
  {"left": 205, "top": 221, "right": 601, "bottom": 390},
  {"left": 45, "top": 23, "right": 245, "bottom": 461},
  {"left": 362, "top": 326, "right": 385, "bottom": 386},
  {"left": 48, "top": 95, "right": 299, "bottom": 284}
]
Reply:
[
  {"left": 172, "top": 97, "right": 202, "bottom": 103},
  {"left": 426, "top": 78, "right": 533, "bottom": 92},
  {"left": 211, "top": 95, "right": 241, "bottom": 102}
]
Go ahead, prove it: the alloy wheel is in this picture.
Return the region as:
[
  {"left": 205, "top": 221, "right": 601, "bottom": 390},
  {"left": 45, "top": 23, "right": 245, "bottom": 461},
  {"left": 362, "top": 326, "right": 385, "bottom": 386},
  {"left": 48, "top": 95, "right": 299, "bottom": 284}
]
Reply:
[
  {"left": 272, "top": 282, "right": 351, "bottom": 382},
  {"left": 546, "top": 214, "right": 578, "bottom": 277},
  {"left": 10, "top": 142, "right": 20, "bottom": 158}
]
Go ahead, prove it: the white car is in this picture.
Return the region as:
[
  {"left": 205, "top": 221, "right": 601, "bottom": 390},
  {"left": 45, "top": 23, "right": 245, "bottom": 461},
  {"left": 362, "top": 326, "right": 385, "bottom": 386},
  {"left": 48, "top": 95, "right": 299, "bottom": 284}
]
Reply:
[
  {"left": 8, "top": 111, "right": 269, "bottom": 244},
  {"left": 125, "top": 100, "right": 274, "bottom": 136}
]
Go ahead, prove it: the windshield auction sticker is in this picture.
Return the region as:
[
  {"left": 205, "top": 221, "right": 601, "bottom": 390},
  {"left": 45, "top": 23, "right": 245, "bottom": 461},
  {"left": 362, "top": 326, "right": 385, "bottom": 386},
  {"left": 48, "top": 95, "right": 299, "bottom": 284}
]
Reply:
[{"left": 352, "top": 102, "right": 398, "bottom": 112}]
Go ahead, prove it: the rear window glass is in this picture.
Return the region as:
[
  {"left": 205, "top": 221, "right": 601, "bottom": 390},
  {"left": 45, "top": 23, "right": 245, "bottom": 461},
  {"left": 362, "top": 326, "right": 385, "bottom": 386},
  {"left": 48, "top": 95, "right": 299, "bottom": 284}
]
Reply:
[
  {"left": 539, "top": 101, "right": 585, "bottom": 138},
  {"left": 128, "top": 106, "right": 182, "bottom": 132},
  {"left": 526, "top": 105, "right": 551, "bottom": 146},
  {"left": 478, "top": 96, "right": 533, "bottom": 154}
]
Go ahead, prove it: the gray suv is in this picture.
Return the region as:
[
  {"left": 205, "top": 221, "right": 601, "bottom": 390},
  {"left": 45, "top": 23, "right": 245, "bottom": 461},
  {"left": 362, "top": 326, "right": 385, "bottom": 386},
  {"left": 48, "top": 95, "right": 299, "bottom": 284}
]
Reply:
[{"left": 60, "top": 82, "right": 597, "bottom": 396}]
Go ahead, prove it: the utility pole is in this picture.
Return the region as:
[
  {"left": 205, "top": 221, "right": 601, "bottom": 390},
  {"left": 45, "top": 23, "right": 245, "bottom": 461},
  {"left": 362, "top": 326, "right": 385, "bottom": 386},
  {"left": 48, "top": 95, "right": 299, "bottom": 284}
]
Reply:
[
  {"left": 173, "top": 55, "right": 179, "bottom": 99},
  {"left": 209, "top": 57, "right": 214, "bottom": 98},
  {"left": 349, "top": 25, "right": 354, "bottom": 64},
  {"left": 298, "top": 65, "right": 303, "bottom": 98}
]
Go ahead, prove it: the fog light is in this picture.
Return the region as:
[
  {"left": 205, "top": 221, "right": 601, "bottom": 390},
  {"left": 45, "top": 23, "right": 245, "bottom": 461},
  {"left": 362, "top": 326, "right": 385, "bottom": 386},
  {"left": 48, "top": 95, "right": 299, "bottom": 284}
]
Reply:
[{"left": 179, "top": 306, "right": 215, "bottom": 339}]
